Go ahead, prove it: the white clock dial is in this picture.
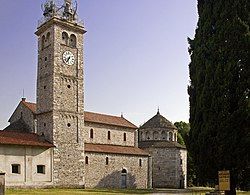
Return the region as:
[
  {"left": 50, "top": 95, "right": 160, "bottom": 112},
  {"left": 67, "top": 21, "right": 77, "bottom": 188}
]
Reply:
[{"left": 63, "top": 51, "right": 75, "bottom": 65}]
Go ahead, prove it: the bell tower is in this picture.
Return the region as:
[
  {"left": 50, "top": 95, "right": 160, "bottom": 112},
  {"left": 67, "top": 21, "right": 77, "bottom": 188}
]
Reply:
[{"left": 35, "top": 0, "right": 86, "bottom": 187}]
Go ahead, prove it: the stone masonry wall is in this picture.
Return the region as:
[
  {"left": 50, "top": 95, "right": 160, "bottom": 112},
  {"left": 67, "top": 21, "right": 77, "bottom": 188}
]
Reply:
[
  {"left": 180, "top": 149, "right": 187, "bottom": 188},
  {"left": 8, "top": 101, "right": 35, "bottom": 133},
  {"left": 84, "top": 122, "right": 135, "bottom": 146},
  {"left": 85, "top": 152, "right": 148, "bottom": 189},
  {"left": 52, "top": 21, "right": 85, "bottom": 187},
  {"left": 144, "top": 147, "right": 186, "bottom": 188},
  {"left": 36, "top": 18, "right": 86, "bottom": 187}
]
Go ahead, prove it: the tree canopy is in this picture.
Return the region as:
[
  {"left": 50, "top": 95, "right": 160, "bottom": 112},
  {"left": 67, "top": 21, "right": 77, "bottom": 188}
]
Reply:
[{"left": 188, "top": 0, "right": 249, "bottom": 192}]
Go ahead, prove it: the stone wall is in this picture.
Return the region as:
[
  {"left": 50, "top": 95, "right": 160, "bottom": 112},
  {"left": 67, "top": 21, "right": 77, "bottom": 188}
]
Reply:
[
  {"left": 8, "top": 101, "right": 35, "bottom": 133},
  {"left": 143, "top": 147, "right": 187, "bottom": 188},
  {"left": 35, "top": 18, "right": 86, "bottom": 187},
  {"left": 180, "top": 149, "right": 187, "bottom": 188},
  {"left": 84, "top": 122, "right": 135, "bottom": 147},
  {"left": 85, "top": 152, "right": 148, "bottom": 189},
  {"left": 0, "top": 145, "right": 53, "bottom": 187}
]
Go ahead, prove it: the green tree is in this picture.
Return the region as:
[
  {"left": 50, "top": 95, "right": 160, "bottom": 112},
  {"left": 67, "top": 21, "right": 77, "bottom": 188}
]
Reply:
[
  {"left": 188, "top": 0, "right": 249, "bottom": 193},
  {"left": 174, "top": 121, "right": 190, "bottom": 144},
  {"left": 177, "top": 133, "right": 185, "bottom": 146},
  {"left": 175, "top": 121, "right": 196, "bottom": 186}
]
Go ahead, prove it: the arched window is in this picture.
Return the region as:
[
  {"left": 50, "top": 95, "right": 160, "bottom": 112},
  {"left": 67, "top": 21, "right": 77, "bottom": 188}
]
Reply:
[
  {"left": 41, "top": 35, "right": 45, "bottom": 49},
  {"left": 69, "top": 34, "right": 76, "bottom": 47},
  {"left": 121, "top": 169, "right": 127, "bottom": 188},
  {"left": 46, "top": 32, "right": 50, "bottom": 43},
  {"left": 139, "top": 159, "right": 142, "bottom": 167},
  {"left": 153, "top": 131, "right": 159, "bottom": 140},
  {"left": 161, "top": 131, "right": 167, "bottom": 140},
  {"left": 121, "top": 169, "right": 127, "bottom": 174},
  {"left": 123, "top": 133, "right": 126, "bottom": 141},
  {"left": 106, "top": 157, "right": 109, "bottom": 165},
  {"left": 146, "top": 131, "right": 150, "bottom": 140},
  {"left": 169, "top": 132, "right": 173, "bottom": 141},
  {"left": 90, "top": 129, "right": 93, "bottom": 139},
  {"left": 108, "top": 131, "right": 111, "bottom": 140},
  {"left": 85, "top": 156, "right": 89, "bottom": 164},
  {"left": 62, "top": 32, "right": 69, "bottom": 45}
]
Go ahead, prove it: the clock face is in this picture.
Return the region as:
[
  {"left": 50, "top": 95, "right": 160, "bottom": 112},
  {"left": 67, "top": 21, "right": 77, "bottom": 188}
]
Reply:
[{"left": 63, "top": 51, "right": 75, "bottom": 65}]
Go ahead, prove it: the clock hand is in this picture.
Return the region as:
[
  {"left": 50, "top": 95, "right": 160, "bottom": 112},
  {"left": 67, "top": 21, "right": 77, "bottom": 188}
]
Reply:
[{"left": 67, "top": 56, "right": 70, "bottom": 62}]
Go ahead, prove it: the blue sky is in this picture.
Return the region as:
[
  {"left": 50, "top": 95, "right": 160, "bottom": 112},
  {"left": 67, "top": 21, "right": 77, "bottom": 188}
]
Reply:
[{"left": 0, "top": 0, "right": 198, "bottom": 129}]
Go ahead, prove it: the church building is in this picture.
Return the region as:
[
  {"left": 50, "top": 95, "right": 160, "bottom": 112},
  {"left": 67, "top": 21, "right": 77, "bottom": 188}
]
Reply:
[
  {"left": 138, "top": 110, "right": 187, "bottom": 188},
  {"left": 0, "top": 0, "right": 186, "bottom": 189}
]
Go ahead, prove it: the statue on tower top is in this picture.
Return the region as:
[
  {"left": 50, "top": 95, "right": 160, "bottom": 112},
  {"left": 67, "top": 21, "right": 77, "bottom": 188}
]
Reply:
[
  {"left": 40, "top": 0, "right": 79, "bottom": 26},
  {"left": 42, "top": 0, "right": 56, "bottom": 18},
  {"left": 63, "top": 0, "right": 77, "bottom": 21}
]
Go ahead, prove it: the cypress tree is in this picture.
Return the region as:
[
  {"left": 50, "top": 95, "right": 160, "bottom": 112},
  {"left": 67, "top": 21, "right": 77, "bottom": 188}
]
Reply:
[{"left": 188, "top": 0, "right": 249, "bottom": 193}]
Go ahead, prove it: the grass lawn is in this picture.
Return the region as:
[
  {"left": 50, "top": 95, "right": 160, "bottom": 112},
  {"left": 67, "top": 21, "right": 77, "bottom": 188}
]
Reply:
[
  {"left": 6, "top": 188, "right": 250, "bottom": 195},
  {"left": 6, "top": 188, "right": 153, "bottom": 195}
]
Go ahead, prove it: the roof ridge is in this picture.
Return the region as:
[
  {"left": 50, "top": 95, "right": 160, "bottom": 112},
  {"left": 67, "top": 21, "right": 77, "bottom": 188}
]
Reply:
[
  {"left": 18, "top": 103, "right": 126, "bottom": 120},
  {"left": 120, "top": 117, "right": 138, "bottom": 128},
  {"left": 85, "top": 111, "right": 123, "bottom": 119},
  {"left": 13, "top": 101, "right": 138, "bottom": 129},
  {"left": 140, "top": 112, "right": 177, "bottom": 129}
]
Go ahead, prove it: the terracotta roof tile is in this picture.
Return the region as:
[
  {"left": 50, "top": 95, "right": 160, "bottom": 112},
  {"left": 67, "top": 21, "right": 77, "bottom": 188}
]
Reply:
[
  {"left": 140, "top": 112, "right": 177, "bottom": 130},
  {"left": 22, "top": 101, "right": 36, "bottom": 113},
  {"left": 84, "top": 111, "right": 137, "bottom": 129},
  {"left": 0, "top": 130, "right": 54, "bottom": 148},
  {"left": 85, "top": 143, "right": 149, "bottom": 156},
  {"left": 21, "top": 101, "right": 137, "bottom": 129}
]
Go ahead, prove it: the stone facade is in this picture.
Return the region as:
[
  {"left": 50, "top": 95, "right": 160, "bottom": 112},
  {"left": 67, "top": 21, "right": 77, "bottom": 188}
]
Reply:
[
  {"left": 142, "top": 145, "right": 187, "bottom": 188},
  {"left": 85, "top": 152, "right": 148, "bottom": 188},
  {"left": 0, "top": 0, "right": 187, "bottom": 190},
  {"left": 0, "top": 145, "right": 53, "bottom": 187},
  {"left": 84, "top": 122, "right": 135, "bottom": 146},
  {"left": 8, "top": 100, "right": 36, "bottom": 133},
  {"left": 3, "top": 101, "right": 149, "bottom": 189},
  {"left": 35, "top": 9, "right": 86, "bottom": 187},
  {"left": 138, "top": 111, "right": 187, "bottom": 189}
]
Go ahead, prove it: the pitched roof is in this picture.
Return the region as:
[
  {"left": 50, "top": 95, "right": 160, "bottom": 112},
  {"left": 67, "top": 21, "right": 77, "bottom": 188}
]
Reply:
[
  {"left": 0, "top": 130, "right": 54, "bottom": 148},
  {"left": 19, "top": 101, "right": 137, "bottom": 129},
  {"left": 140, "top": 111, "right": 177, "bottom": 130},
  {"left": 85, "top": 143, "right": 149, "bottom": 156},
  {"left": 84, "top": 111, "right": 137, "bottom": 129},
  {"left": 138, "top": 140, "right": 186, "bottom": 149},
  {"left": 22, "top": 101, "right": 36, "bottom": 113}
]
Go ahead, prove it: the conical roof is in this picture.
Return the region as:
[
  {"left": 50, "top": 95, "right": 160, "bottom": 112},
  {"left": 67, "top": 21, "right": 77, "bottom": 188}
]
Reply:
[{"left": 140, "top": 110, "right": 177, "bottom": 130}]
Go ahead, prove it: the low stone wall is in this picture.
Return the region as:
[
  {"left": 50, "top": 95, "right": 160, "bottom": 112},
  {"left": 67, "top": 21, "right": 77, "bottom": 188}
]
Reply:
[{"left": 0, "top": 173, "right": 5, "bottom": 195}]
